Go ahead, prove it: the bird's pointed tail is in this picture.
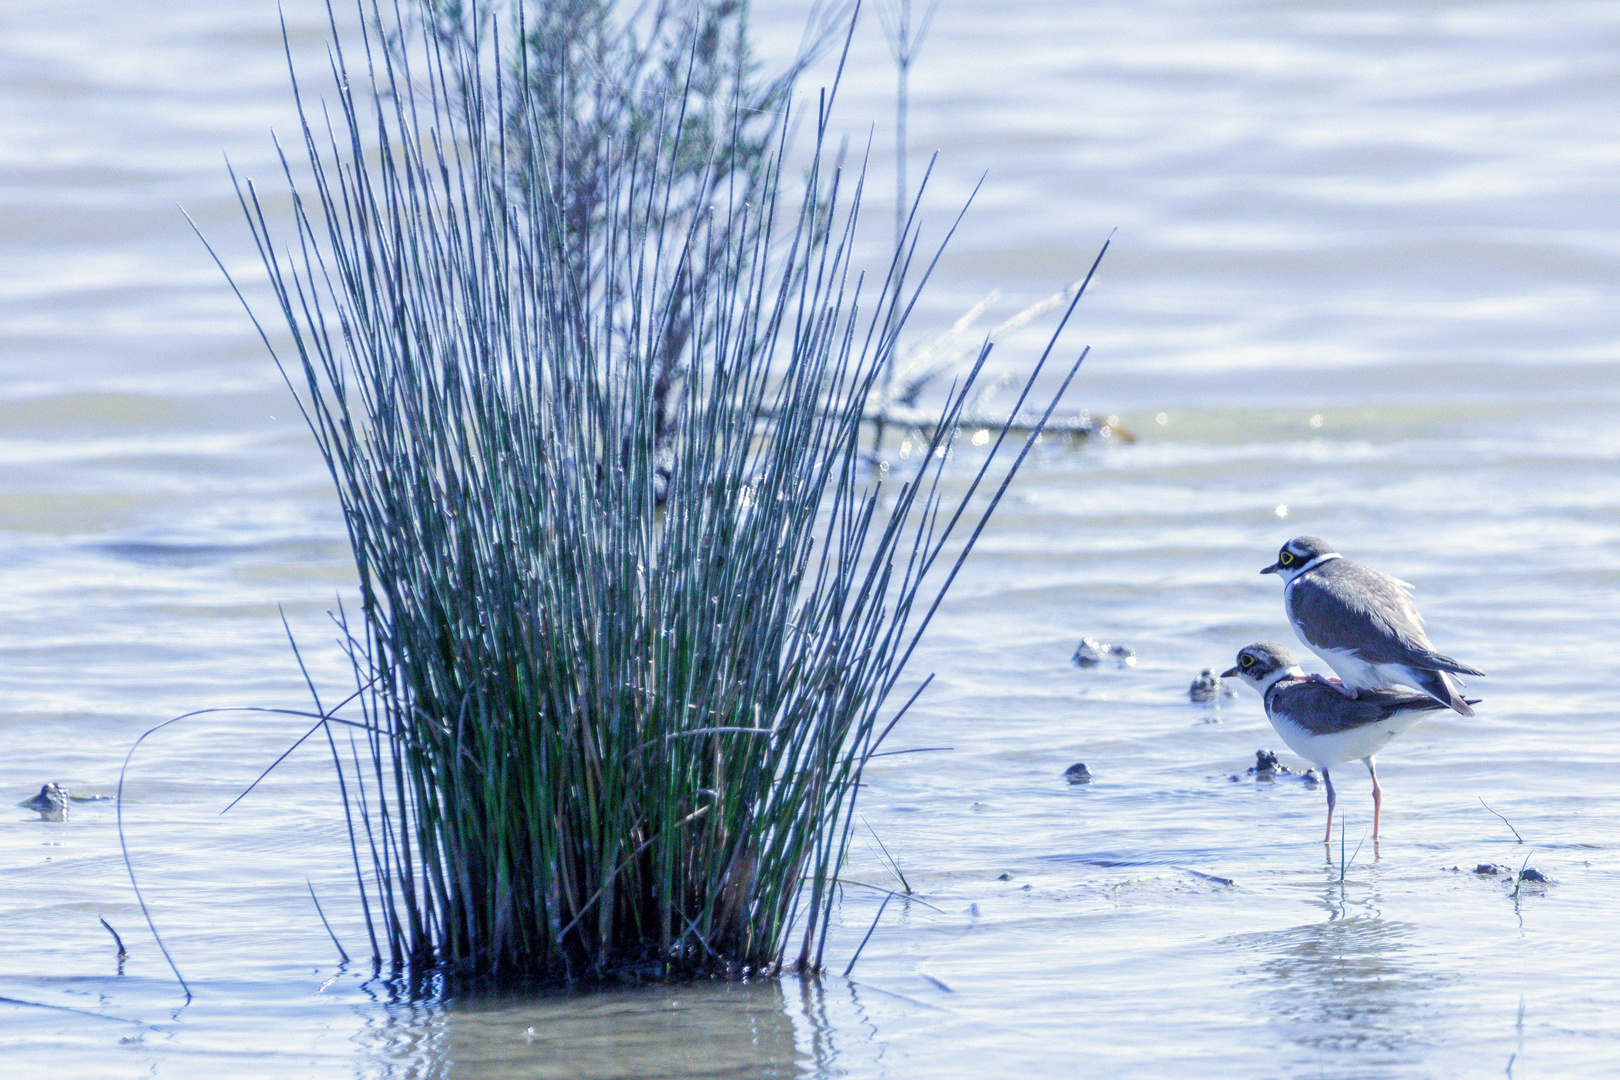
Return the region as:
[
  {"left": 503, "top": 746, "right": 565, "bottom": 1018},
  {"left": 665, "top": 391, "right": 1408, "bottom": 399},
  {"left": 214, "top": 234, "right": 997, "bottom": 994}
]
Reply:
[{"left": 1411, "top": 667, "right": 1476, "bottom": 716}]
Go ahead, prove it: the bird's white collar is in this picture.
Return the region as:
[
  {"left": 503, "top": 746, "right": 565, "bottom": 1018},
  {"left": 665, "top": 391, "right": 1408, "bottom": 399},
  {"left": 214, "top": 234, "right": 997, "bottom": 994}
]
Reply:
[{"left": 1256, "top": 665, "right": 1307, "bottom": 695}]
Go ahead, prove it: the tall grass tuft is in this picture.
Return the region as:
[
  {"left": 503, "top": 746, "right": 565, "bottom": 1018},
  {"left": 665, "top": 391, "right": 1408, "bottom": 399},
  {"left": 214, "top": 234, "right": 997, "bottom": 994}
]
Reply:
[{"left": 222, "top": 0, "right": 1093, "bottom": 984}]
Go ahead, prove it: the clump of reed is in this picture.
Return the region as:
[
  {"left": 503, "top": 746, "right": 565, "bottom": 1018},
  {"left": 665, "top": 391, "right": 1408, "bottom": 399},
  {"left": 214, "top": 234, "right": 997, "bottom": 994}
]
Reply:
[{"left": 226, "top": 0, "right": 1090, "bottom": 984}]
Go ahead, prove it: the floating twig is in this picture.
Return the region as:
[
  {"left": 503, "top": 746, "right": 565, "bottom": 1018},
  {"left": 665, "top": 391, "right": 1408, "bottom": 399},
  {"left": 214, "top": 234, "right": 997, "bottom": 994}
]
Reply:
[
  {"left": 1177, "top": 868, "right": 1235, "bottom": 887},
  {"left": 1479, "top": 797, "right": 1524, "bottom": 843},
  {"left": 99, "top": 916, "right": 128, "bottom": 968}
]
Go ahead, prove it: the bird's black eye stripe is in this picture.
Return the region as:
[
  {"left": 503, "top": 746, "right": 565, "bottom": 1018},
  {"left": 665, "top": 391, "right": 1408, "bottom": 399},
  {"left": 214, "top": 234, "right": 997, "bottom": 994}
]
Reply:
[
  {"left": 1279, "top": 551, "right": 1295, "bottom": 566},
  {"left": 1240, "top": 654, "right": 1254, "bottom": 667}
]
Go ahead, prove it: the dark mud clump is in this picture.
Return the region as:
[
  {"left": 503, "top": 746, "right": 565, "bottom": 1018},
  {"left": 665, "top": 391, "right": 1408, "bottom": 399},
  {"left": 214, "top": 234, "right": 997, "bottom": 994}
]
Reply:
[
  {"left": 1444, "top": 864, "right": 1552, "bottom": 888},
  {"left": 19, "top": 783, "right": 69, "bottom": 821},
  {"left": 1064, "top": 762, "right": 1093, "bottom": 784},
  {"left": 1072, "top": 637, "right": 1136, "bottom": 668},
  {"left": 1247, "top": 749, "right": 1303, "bottom": 778},
  {"left": 1188, "top": 668, "right": 1235, "bottom": 702},
  {"left": 1231, "top": 751, "right": 1317, "bottom": 784}
]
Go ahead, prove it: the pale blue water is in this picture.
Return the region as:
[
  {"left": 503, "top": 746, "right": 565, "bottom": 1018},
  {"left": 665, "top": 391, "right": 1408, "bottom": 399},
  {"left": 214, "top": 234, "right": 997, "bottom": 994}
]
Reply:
[{"left": 2, "top": 0, "right": 1618, "bottom": 1075}]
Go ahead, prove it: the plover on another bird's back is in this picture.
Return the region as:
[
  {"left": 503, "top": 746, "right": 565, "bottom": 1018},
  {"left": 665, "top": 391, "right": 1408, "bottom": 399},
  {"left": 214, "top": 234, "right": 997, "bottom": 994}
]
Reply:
[
  {"left": 1262, "top": 536, "right": 1485, "bottom": 715},
  {"left": 1224, "top": 641, "right": 1475, "bottom": 842}
]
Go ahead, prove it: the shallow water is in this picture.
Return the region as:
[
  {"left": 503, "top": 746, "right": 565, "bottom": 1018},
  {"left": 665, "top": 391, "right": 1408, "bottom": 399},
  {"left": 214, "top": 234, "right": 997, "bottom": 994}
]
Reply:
[{"left": 2, "top": 0, "right": 1619, "bottom": 1075}]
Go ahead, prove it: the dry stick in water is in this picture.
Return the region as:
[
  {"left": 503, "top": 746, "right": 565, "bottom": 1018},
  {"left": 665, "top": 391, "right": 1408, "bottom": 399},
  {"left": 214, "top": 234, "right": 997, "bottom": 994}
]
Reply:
[
  {"left": 99, "top": 916, "right": 128, "bottom": 966},
  {"left": 1479, "top": 797, "right": 1524, "bottom": 843},
  {"left": 873, "top": 0, "right": 942, "bottom": 447}
]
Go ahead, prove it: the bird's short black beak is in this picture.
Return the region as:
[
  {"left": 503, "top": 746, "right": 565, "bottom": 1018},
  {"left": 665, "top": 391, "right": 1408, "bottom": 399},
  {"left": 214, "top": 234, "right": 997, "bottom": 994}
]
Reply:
[
  {"left": 1260, "top": 562, "right": 1279, "bottom": 575},
  {"left": 1220, "top": 665, "right": 1240, "bottom": 678}
]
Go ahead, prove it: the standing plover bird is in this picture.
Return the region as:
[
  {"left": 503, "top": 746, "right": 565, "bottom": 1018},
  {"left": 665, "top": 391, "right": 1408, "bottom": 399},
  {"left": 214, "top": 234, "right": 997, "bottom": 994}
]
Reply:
[
  {"left": 1224, "top": 642, "right": 1475, "bottom": 841},
  {"left": 1261, "top": 536, "right": 1485, "bottom": 715}
]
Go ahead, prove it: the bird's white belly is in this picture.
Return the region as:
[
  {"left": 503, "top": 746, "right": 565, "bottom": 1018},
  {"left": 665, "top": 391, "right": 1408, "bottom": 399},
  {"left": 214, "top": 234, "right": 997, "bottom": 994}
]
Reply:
[
  {"left": 1316, "top": 650, "right": 1460, "bottom": 701},
  {"left": 1266, "top": 712, "right": 1419, "bottom": 768},
  {"left": 1309, "top": 646, "right": 1400, "bottom": 692}
]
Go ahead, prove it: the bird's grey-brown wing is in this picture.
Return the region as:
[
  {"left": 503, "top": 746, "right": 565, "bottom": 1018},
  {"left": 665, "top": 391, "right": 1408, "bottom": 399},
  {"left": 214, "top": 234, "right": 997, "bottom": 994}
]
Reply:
[
  {"left": 1278, "top": 680, "right": 1449, "bottom": 735},
  {"left": 1291, "top": 562, "right": 1486, "bottom": 675},
  {"left": 1288, "top": 560, "right": 1436, "bottom": 665}
]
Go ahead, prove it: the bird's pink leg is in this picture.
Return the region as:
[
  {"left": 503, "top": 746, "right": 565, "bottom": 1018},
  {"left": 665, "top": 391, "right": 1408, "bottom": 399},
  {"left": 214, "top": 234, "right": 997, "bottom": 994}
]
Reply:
[
  {"left": 1364, "top": 757, "right": 1382, "bottom": 840},
  {"left": 1321, "top": 767, "right": 1336, "bottom": 844}
]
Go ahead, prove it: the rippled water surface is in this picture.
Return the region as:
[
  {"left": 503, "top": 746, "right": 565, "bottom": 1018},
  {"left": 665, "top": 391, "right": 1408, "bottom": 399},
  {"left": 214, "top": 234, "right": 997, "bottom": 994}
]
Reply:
[{"left": 3, "top": 0, "right": 1618, "bottom": 1075}]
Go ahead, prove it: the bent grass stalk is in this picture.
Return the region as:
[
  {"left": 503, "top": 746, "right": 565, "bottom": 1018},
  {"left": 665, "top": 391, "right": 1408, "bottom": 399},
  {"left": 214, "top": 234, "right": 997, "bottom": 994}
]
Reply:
[
  {"left": 1479, "top": 797, "right": 1524, "bottom": 844},
  {"left": 215, "top": 0, "right": 1094, "bottom": 984}
]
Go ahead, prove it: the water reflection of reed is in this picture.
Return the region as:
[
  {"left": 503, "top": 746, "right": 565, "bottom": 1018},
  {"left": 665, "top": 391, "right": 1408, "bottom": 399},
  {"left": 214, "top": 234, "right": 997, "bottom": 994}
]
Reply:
[
  {"left": 1222, "top": 888, "right": 1449, "bottom": 1056},
  {"left": 358, "top": 981, "right": 801, "bottom": 1080}
]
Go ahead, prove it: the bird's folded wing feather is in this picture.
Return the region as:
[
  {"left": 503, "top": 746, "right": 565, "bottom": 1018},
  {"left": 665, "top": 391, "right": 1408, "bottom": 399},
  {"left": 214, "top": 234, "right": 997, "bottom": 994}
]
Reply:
[
  {"left": 1291, "top": 562, "right": 1432, "bottom": 663},
  {"left": 1288, "top": 681, "right": 1448, "bottom": 733}
]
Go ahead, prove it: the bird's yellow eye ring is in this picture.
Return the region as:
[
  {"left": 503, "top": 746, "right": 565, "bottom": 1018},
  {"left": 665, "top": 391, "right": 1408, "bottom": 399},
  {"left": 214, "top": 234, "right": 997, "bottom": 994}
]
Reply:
[
  {"left": 1279, "top": 552, "right": 1295, "bottom": 566},
  {"left": 1240, "top": 654, "right": 1254, "bottom": 667}
]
